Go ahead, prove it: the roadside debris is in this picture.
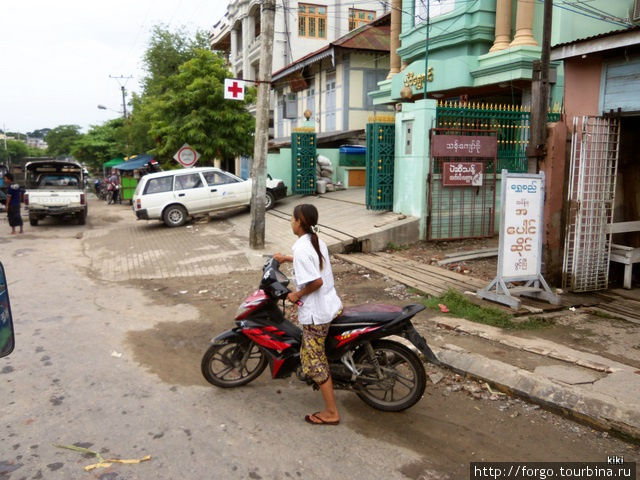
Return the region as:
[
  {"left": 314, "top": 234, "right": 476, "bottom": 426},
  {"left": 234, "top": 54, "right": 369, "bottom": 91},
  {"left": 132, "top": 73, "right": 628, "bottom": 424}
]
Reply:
[
  {"left": 438, "top": 304, "right": 450, "bottom": 313},
  {"left": 110, "top": 351, "right": 123, "bottom": 358},
  {"left": 54, "top": 444, "right": 151, "bottom": 472}
]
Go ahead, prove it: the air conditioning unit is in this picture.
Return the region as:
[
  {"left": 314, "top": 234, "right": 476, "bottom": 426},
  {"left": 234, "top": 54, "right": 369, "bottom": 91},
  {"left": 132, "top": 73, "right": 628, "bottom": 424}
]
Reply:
[{"left": 634, "top": 0, "right": 640, "bottom": 21}]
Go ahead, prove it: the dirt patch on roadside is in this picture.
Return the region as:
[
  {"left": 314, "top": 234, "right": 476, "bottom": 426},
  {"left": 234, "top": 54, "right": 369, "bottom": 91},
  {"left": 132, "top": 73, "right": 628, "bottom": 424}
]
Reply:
[{"left": 124, "top": 258, "right": 428, "bottom": 386}]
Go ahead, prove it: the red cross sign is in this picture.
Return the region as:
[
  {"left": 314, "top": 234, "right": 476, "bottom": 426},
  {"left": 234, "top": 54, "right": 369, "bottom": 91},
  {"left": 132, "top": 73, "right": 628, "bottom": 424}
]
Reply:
[{"left": 224, "top": 78, "right": 245, "bottom": 101}]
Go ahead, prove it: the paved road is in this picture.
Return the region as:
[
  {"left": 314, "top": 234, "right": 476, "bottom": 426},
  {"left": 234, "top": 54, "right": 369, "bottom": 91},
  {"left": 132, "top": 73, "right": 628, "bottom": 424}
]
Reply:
[{"left": 0, "top": 197, "right": 634, "bottom": 480}]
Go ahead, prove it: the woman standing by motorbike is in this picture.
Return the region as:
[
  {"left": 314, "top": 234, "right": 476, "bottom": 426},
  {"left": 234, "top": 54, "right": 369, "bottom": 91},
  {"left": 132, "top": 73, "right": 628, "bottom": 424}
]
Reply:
[{"left": 274, "top": 204, "right": 342, "bottom": 426}]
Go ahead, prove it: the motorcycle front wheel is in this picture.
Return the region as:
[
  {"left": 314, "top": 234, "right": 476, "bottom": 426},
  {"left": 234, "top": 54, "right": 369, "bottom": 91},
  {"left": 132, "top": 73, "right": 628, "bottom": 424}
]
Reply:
[
  {"left": 354, "top": 340, "right": 427, "bottom": 412},
  {"left": 201, "top": 339, "right": 268, "bottom": 388}
]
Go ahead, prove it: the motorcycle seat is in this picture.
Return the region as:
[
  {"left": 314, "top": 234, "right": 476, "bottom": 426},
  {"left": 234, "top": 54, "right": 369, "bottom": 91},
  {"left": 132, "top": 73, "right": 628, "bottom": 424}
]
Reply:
[{"left": 332, "top": 304, "right": 403, "bottom": 325}]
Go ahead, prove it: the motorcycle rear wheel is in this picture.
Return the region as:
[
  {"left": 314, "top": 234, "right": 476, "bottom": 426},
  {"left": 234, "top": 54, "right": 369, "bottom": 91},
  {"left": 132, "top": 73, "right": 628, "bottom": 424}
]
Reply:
[
  {"left": 353, "top": 340, "right": 426, "bottom": 412},
  {"left": 201, "top": 339, "right": 268, "bottom": 388}
]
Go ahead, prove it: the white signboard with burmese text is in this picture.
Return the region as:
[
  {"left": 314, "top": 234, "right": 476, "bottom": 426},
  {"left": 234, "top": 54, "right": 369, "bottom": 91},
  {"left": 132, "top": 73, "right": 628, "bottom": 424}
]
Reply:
[
  {"left": 501, "top": 176, "right": 543, "bottom": 279},
  {"left": 477, "top": 170, "right": 559, "bottom": 309}
]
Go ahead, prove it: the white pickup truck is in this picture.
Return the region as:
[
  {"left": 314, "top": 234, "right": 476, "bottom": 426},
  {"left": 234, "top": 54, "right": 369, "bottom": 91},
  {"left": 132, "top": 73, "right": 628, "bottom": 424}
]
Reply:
[{"left": 24, "top": 160, "right": 88, "bottom": 226}]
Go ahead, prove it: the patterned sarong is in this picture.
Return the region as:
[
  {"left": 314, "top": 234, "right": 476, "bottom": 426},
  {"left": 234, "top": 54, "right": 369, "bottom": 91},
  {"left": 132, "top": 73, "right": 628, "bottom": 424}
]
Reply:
[{"left": 300, "top": 323, "right": 331, "bottom": 385}]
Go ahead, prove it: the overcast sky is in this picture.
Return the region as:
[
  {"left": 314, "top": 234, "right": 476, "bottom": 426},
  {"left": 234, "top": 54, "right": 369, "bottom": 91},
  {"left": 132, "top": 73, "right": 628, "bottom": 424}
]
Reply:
[{"left": 0, "top": 1, "right": 227, "bottom": 135}]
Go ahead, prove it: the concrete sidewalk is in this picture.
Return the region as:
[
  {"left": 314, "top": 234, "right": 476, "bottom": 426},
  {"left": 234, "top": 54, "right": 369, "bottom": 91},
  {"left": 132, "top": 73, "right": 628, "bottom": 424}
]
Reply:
[
  {"left": 411, "top": 315, "right": 640, "bottom": 440},
  {"left": 84, "top": 188, "right": 419, "bottom": 281}
]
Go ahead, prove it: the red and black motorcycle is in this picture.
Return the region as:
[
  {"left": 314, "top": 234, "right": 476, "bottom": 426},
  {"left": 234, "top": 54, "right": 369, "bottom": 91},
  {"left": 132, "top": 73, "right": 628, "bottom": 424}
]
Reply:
[{"left": 201, "top": 257, "right": 440, "bottom": 411}]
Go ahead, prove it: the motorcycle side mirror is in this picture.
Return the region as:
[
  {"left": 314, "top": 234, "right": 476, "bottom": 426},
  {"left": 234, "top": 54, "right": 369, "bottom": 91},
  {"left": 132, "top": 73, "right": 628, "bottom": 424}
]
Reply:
[{"left": 0, "top": 262, "right": 15, "bottom": 358}]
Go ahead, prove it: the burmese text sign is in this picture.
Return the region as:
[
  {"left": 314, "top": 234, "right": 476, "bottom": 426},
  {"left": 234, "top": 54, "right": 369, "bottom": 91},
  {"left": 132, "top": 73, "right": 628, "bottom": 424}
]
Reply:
[{"left": 442, "top": 162, "right": 483, "bottom": 186}]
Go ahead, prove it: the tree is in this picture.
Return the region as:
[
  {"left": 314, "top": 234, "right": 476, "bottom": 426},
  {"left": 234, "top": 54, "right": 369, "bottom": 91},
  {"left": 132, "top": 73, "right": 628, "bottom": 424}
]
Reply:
[
  {"left": 46, "top": 125, "right": 82, "bottom": 157},
  {"left": 0, "top": 140, "right": 29, "bottom": 163},
  {"left": 71, "top": 119, "right": 127, "bottom": 171},
  {"left": 148, "top": 49, "right": 256, "bottom": 166},
  {"left": 142, "top": 26, "right": 209, "bottom": 97}
]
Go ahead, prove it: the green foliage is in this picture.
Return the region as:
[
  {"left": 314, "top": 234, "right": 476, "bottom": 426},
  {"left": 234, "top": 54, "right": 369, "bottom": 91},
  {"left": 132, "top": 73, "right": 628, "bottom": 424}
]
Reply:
[
  {"left": 385, "top": 242, "right": 409, "bottom": 251},
  {"left": 46, "top": 125, "right": 82, "bottom": 157},
  {"left": 421, "top": 289, "right": 516, "bottom": 329},
  {"left": 142, "top": 25, "right": 209, "bottom": 97},
  {"left": 0, "top": 140, "right": 29, "bottom": 163},
  {"left": 71, "top": 119, "right": 127, "bottom": 171},
  {"left": 147, "top": 49, "right": 256, "bottom": 164}
]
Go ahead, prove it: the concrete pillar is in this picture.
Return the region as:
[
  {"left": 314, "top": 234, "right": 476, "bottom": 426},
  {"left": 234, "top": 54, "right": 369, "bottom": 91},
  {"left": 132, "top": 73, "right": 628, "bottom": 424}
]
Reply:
[
  {"left": 490, "top": 0, "right": 512, "bottom": 52},
  {"left": 387, "top": 0, "right": 402, "bottom": 79},
  {"left": 539, "top": 121, "right": 568, "bottom": 285},
  {"left": 230, "top": 28, "right": 238, "bottom": 76},
  {"left": 242, "top": 16, "right": 252, "bottom": 80},
  {"left": 394, "top": 99, "right": 438, "bottom": 238},
  {"left": 510, "top": 0, "right": 538, "bottom": 47}
]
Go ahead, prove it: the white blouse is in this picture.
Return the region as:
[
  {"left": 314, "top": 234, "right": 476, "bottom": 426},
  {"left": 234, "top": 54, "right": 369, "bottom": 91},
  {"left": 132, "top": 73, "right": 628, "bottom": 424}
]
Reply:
[{"left": 291, "top": 234, "right": 342, "bottom": 325}]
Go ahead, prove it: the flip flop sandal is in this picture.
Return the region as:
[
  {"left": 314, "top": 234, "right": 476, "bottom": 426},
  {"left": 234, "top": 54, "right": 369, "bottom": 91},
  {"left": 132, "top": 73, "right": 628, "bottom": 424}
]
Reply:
[{"left": 304, "top": 412, "right": 340, "bottom": 426}]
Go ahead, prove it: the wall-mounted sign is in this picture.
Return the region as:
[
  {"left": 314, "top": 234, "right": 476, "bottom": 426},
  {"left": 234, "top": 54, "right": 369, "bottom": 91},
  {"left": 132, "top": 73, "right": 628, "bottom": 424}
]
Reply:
[
  {"left": 404, "top": 69, "right": 434, "bottom": 91},
  {"left": 442, "top": 162, "right": 483, "bottom": 186},
  {"left": 431, "top": 135, "right": 498, "bottom": 158}
]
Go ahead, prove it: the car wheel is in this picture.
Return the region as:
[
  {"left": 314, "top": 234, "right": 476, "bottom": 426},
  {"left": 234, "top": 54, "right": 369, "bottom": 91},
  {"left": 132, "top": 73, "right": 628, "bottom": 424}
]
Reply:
[
  {"left": 77, "top": 209, "right": 86, "bottom": 225},
  {"left": 163, "top": 204, "right": 188, "bottom": 227},
  {"left": 29, "top": 214, "right": 38, "bottom": 226},
  {"left": 265, "top": 191, "right": 275, "bottom": 210}
]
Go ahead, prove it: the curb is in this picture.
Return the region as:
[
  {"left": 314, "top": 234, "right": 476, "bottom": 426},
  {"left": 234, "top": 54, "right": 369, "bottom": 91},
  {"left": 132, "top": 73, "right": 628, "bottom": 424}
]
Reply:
[{"left": 433, "top": 345, "right": 640, "bottom": 440}]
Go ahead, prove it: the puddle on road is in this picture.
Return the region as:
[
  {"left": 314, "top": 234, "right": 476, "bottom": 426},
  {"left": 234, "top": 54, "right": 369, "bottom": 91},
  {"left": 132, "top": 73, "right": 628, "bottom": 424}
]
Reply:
[{"left": 126, "top": 319, "right": 216, "bottom": 387}]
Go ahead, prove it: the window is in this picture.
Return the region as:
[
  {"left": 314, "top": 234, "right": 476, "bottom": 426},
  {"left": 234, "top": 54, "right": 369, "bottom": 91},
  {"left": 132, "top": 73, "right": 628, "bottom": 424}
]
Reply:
[
  {"left": 284, "top": 92, "right": 298, "bottom": 119},
  {"left": 174, "top": 173, "right": 203, "bottom": 191},
  {"left": 299, "top": 4, "right": 327, "bottom": 38},
  {"left": 363, "top": 70, "right": 387, "bottom": 108},
  {"left": 349, "top": 9, "right": 375, "bottom": 30},
  {"left": 203, "top": 171, "right": 238, "bottom": 186},
  {"left": 144, "top": 176, "right": 173, "bottom": 195},
  {"left": 634, "top": 0, "right": 640, "bottom": 21}
]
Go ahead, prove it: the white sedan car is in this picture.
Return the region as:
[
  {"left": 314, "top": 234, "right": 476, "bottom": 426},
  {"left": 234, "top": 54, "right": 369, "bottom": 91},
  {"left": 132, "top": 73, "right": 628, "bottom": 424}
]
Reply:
[{"left": 132, "top": 167, "right": 287, "bottom": 227}]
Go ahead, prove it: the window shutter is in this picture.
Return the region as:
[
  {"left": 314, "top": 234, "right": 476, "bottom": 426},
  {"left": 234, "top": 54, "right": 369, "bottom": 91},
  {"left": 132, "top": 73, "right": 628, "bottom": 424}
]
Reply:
[{"left": 284, "top": 93, "right": 298, "bottom": 119}]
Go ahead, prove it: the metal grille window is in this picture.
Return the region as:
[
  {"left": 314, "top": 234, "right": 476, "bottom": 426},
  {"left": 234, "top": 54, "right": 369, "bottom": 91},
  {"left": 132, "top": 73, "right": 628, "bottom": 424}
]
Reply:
[
  {"left": 349, "top": 9, "right": 375, "bottom": 30},
  {"left": 298, "top": 4, "right": 327, "bottom": 38}
]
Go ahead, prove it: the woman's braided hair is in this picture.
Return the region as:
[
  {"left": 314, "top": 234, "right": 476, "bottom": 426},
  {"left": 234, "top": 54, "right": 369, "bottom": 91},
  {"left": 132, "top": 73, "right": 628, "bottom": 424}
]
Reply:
[{"left": 293, "top": 204, "right": 324, "bottom": 270}]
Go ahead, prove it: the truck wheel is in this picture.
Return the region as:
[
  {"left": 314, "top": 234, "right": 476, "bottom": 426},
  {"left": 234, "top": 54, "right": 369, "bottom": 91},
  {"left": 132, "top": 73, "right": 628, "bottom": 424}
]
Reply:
[
  {"left": 29, "top": 215, "right": 38, "bottom": 226},
  {"left": 163, "top": 204, "right": 187, "bottom": 227},
  {"left": 77, "top": 210, "right": 86, "bottom": 225},
  {"left": 265, "top": 191, "right": 275, "bottom": 210}
]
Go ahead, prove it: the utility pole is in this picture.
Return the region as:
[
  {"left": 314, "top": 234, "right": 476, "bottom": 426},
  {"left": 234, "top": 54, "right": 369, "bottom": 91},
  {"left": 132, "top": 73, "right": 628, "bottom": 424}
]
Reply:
[
  {"left": 249, "top": 0, "right": 276, "bottom": 249},
  {"left": 109, "top": 75, "right": 133, "bottom": 118},
  {"left": 527, "top": 0, "right": 553, "bottom": 172}
]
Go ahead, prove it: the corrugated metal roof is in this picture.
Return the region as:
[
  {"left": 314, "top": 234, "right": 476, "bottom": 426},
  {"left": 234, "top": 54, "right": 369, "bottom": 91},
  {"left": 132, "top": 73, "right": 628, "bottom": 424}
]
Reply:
[{"left": 552, "top": 25, "right": 640, "bottom": 49}]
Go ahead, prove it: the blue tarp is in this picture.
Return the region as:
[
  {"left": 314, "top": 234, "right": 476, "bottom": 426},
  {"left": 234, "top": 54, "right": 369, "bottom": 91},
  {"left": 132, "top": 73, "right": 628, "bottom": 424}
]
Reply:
[
  {"left": 339, "top": 145, "right": 366, "bottom": 155},
  {"left": 114, "top": 154, "right": 155, "bottom": 171}
]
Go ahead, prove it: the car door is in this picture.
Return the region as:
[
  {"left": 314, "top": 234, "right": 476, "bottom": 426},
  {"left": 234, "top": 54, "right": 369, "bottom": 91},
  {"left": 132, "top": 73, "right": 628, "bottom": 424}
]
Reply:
[
  {"left": 203, "top": 170, "right": 251, "bottom": 209},
  {"left": 173, "top": 172, "right": 209, "bottom": 213}
]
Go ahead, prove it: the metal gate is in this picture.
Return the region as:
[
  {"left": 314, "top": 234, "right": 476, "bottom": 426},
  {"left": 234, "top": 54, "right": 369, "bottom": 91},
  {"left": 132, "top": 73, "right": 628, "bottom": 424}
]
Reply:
[
  {"left": 428, "top": 129, "right": 497, "bottom": 240},
  {"left": 562, "top": 116, "right": 621, "bottom": 292},
  {"left": 366, "top": 118, "right": 395, "bottom": 210},
  {"left": 291, "top": 132, "right": 316, "bottom": 195}
]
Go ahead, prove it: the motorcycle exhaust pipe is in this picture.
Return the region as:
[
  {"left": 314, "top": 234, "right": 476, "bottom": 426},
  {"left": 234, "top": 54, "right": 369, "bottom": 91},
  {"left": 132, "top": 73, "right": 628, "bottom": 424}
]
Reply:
[{"left": 404, "top": 325, "right": 442, "bottom": 366}]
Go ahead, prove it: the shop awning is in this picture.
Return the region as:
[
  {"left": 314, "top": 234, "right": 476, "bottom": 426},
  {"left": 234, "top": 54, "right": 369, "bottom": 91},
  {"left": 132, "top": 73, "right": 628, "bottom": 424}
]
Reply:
[
  {"left": 103, "top": 157, "right": 124, "bottom": 169},
  {"left": 113, "top": 154, "right": 156, "bottom": 171}
]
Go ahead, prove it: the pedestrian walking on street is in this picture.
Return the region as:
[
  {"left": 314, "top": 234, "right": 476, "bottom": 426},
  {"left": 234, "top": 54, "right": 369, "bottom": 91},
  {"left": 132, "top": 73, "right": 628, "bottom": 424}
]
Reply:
[
  {"left": 274, "top": 204, "right": 342, "bottom": 426},
  {"left": 4, "top": 173, "right": 23, "bottom": 235},
  {"left": 108, "top": 170, "right": 120, "bottom": 205}
]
